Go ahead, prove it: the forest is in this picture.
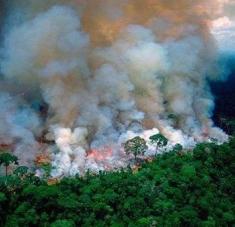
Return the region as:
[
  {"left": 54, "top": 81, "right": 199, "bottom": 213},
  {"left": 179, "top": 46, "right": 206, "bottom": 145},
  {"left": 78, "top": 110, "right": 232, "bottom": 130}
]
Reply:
[
  {"left": 0, "top": 1, "right": 235, "bottom": 226},
  {"left": 0, "top": 136, "right": 234, "bottom": 226}
]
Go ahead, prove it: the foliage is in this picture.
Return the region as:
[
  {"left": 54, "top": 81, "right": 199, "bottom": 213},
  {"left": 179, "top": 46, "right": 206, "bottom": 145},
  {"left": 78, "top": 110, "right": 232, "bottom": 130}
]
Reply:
[
  {"left": 149, "top": 133, "right": 168, "bottom": 147},
  {"left": 14, "top": 166, "right": 29, "bottom": 177},
  {"left": 41, "top": 163, "right": 53, "bottom": 179},
  {"left": 0, "top": 152, "right": 18, "bottom": 176},
  {"left": 50, "top": 219, "right": 75, "bottom": 227},
  {"left": 124, "top": 136, "right": 148, "bottom": 159},
  {"left": 0, "top": 138, "right": 235, "bottom": 226},
  {"left": 173, "top": 143, "right": 183, "bottom": 152}
]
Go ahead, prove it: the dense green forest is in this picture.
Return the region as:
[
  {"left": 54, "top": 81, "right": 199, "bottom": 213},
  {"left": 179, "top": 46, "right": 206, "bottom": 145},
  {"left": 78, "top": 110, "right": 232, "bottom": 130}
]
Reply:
[{"left": 0, "top": 137, "right": 234, "bottom": 227}]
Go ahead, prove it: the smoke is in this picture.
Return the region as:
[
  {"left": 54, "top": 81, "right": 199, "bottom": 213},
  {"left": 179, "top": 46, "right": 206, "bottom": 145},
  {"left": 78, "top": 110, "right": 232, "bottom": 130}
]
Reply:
[
  {"left": 0, "top": 93, "right": 41, "bottom": 166},
  {"left": 0, "top": 0, "right": 230, "bottom": 177}
]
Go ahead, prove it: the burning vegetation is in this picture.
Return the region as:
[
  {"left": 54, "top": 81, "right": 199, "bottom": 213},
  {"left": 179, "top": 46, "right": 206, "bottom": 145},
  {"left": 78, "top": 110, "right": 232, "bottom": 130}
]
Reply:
[
  {"left": 0, "top": 137, "right": 234, "bottom": 226},
  {"left": 0, "top": 0, "right": 231, "bottom": 176}
]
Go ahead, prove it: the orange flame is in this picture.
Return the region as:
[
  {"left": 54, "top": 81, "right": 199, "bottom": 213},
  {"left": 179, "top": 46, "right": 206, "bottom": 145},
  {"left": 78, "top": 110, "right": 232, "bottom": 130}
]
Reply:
[
  {"left": 35, "top": 153, "right": 51, "bottom": 166},
  {"left": 87, "top": 147, "right": 113, "bottom": 161}
]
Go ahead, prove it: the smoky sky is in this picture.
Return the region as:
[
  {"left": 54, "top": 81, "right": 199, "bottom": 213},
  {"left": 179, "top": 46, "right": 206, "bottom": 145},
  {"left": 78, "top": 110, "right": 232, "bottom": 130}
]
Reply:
[{"left": 0, "top": 0, "right": 231, "bottom": 176}]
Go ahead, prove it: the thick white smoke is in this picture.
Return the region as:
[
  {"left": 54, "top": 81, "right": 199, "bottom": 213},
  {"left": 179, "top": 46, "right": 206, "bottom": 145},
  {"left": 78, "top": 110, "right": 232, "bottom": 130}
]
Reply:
[
  {"left": 0, "top": 1, "right": 230, "bottom": 177},
  {"left": 0, "top": 92, "right": 41, "bottom": 166}
]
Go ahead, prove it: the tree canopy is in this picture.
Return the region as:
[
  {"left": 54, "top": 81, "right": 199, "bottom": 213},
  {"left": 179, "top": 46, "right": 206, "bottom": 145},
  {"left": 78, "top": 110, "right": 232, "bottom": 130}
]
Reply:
[
  {"left": 149, "top": 133, "right": 168, "bottom": 147},
  {"left": 0, "top": 152, "right": 18, "bottom": 176},
  {"left": 0, "top": 137, "right": 234, "bottom": 226},
  {"left": 124, "top": 136, "right": 148, "bottom": 159}
]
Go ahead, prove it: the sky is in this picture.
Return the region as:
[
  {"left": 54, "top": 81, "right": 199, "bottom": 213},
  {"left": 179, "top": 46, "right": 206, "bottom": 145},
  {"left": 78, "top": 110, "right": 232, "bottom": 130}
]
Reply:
[{"left": 212, "top": 0, "right": 235, "bottom": 52}]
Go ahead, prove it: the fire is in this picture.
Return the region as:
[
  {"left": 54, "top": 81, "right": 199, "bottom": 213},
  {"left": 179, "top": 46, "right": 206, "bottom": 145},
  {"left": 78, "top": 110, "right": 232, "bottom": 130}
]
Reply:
[
  {"left": 1, "top": 0, "right": 230, "bottom": 177},
  {"left": 86, "top": 147, "right": 114, "bottom": 171},
  {"left": 35, "top": 153, "right": 51, "bottom": 166},
  {"left": 87, "top": 147, "right": 113, "bottom": 162}
]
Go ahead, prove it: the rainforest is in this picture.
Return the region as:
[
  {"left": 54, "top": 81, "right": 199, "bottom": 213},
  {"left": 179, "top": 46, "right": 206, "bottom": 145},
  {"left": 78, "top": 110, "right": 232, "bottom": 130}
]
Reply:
[{"left": 0, "top": 1, "right": 234, "bottom": 226}]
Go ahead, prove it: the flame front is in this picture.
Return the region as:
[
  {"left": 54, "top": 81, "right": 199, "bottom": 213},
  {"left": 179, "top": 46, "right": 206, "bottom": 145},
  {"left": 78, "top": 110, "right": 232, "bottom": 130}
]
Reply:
[{"left": 0, "top": 0, "right": 232, "bottom": 176}]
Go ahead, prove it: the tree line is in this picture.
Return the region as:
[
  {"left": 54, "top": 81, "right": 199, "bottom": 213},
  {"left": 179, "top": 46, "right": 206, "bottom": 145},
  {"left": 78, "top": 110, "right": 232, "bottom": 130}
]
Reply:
[{"left": 0, "top": 136, "right": 234, "bottom": 226}]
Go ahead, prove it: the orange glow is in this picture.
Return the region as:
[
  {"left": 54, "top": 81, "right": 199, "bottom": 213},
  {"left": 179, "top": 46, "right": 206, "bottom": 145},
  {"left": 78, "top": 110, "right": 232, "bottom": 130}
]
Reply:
[
  {"left": 87, "top": 147, "right": 113, "bottom": 162},
  {"left": 81, "top": 0, "right": 213, "bottom": 46},
  {"left": 47, "top": 178, "right": 59, "bottom": 185},
  {"left": 35, "top": 153, "right": 51, "bottom": 166},
  {"left": 132, "top": 165, "right": 141, "bottom": 173}
]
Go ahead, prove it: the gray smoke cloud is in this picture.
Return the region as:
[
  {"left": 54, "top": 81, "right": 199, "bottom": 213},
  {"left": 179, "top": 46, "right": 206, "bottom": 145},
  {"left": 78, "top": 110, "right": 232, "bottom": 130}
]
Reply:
[{"left": 0, "top": 0, "right": 230, "bottom": 177}]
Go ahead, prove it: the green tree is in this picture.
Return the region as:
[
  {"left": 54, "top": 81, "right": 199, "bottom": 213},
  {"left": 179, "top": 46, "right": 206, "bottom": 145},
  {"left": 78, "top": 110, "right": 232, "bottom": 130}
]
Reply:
[
  {"left": 0, "top": 136, "right": 234, "bottom": 226},
  {"left": 0, "top": 191, "right": 7, "bottom": 225},
  {"left": 149, "top": 134, "right": 168, "bottom": 148},
  {"left": 0, "top": 152, "right": 18, "bottom": 176},
  {"left": 50, "top": 219, "right": 75, "bottom": 227},
  {"left": 0, "top": 192, "right": 6, "bottom": 203},
  {"left": 124, "top": 136, "right": 148, "bottom": 160},
  {"left": 173, "top": 143, "right": 183, "bottom": 153},
  {"left": 14, "top": 166, "right": 29, "bottom": 177},
  {"left": 41, "top": 163, "right": 52, "bottom": 179}
]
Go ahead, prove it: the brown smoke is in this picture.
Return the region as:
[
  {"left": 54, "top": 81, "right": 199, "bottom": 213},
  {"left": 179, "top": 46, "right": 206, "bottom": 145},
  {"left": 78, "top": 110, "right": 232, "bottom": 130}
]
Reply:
[{"left": 0, "top": 0, "right": 229, "bottom": 176}]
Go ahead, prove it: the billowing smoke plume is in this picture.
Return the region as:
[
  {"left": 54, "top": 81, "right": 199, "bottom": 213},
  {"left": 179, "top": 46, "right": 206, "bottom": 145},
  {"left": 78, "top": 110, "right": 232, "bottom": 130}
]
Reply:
[{"left": 0, "top": 0, "right": 230, "bottom": 177}]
